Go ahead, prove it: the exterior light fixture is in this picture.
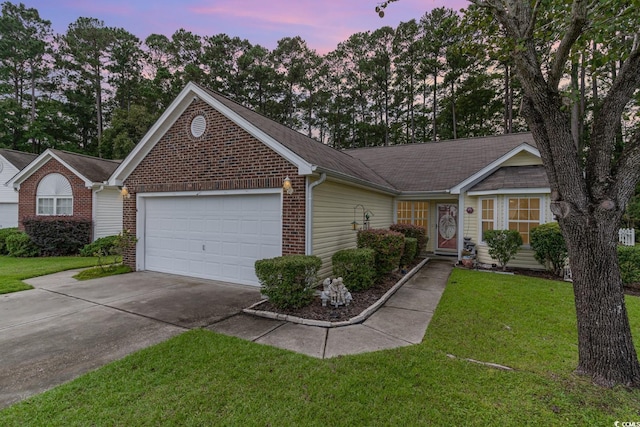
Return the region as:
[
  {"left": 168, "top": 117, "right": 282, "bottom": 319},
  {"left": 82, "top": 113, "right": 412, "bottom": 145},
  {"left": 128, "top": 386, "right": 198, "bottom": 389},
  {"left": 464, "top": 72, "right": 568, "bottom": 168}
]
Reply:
[
  {"left": 283, "top": 176, "right": 293, "bottom": 195},
  {"left": 120, "top": 186, "right": 130, "bottom": 199}
]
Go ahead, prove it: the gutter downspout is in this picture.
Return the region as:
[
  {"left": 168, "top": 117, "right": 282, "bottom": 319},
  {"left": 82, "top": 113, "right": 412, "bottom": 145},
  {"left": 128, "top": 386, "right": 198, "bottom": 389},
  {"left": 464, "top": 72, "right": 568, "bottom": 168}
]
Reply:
[
  {"left": 305, "top": 173, "right": 327, "bottom": 255},
  {"left": 92, "top": 184, "right": 106, "bottom": 242}
]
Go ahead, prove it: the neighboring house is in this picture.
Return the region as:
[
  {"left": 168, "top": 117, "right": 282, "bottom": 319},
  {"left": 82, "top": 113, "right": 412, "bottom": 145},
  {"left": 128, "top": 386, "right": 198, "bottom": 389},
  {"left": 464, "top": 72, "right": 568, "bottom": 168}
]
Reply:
[
  {"left": 109, "top": 82, "right": 551, "bottom": 286},
  {"left": 8, "top": 149, "right": 123, "bottom": 241},
  {"left": 0, "top": 149, "right": 38, "bottom": 229}
]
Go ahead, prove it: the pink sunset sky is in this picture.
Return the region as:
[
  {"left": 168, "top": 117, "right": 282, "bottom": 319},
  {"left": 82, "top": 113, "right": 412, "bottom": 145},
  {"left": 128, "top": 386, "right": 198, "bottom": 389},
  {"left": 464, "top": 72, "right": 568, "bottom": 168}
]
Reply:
[{"left": 21, "top": 0, "right": 469, "bottom": 54}]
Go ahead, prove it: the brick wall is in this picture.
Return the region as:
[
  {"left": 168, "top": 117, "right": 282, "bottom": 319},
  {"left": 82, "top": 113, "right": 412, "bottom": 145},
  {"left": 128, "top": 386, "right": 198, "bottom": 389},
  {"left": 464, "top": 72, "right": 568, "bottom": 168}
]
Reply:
[
  {"left": 18, "top": 158, "right": 93, "bottom": 231},
  {"left": 122, "top": 99, "right": 306, "bottom": 268}
]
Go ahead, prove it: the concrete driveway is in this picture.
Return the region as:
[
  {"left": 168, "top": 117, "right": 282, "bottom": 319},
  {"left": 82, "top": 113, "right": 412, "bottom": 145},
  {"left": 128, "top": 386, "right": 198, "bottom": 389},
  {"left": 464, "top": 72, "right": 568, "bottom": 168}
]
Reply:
[{"left": 0, "top": 270, "right": 262, "bottom": 409}]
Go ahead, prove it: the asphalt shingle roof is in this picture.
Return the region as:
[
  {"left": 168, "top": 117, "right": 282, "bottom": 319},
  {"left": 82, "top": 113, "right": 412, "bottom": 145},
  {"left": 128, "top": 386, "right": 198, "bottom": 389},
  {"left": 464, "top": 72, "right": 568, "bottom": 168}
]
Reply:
[
  {"left": 345, "top": 133, "right": 537, "bottom": 192},
  {"left": 196, "top": 85, "right": 541, "bottom": 194},
  {"left": 199, "top": 85, "right": 395, "bottom": 191},
  {"left": 50, "top": 149, "right": 121, "bottom": 183},
  {"left": 0, "top": 149, "right": 37, "bottom": 170},
  {"left": 470, "top": 165, "right": 549, "bottom": 192}
]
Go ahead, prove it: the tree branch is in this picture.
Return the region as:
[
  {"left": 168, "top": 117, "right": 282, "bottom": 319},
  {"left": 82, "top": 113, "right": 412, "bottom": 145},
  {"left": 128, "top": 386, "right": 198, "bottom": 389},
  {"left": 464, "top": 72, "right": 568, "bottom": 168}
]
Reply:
[
  {"left": 613, "top": 130, "right": 640, "bottom": 206},
  {"left": 548, "top": 0, "right": 588, "bottom": 89}
]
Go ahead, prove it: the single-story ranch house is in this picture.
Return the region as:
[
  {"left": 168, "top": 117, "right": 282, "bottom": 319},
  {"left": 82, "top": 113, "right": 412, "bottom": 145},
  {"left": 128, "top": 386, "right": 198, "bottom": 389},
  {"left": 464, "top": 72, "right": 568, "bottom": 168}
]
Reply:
[
  {"left": 109, "top": 82, "right": 551, "bottom": 287},
  {"left": 9, "top": 149, "right": 123, "bottom": 241},
  {"left": 0, "top": 149, "right": 38, "bottom": 228}
]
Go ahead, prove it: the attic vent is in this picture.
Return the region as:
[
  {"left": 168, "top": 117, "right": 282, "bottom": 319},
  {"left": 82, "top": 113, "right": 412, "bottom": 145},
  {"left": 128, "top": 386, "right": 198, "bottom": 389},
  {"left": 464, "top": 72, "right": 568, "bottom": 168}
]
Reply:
[{"left": 190, "top": 115, "right": 206, "bottom": 138}]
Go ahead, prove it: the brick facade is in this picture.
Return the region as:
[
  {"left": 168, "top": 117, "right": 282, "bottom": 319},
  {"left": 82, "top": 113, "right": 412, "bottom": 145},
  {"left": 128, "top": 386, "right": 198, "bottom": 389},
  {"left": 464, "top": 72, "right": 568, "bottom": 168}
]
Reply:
[
  {"left": 122, "top": 99, "right": 306, "bottom": 268},
  {"left": 18, "top": 158, "right": 93, "bottom": 231}
]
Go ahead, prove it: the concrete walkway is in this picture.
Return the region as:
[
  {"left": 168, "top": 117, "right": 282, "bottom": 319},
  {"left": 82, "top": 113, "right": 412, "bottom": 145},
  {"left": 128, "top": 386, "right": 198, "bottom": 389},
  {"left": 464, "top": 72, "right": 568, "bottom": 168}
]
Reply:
[
  {"left": 208, "top": 259, "right": 453, "bottom": 358},
  {"left": 0, "top": 259, "right": 452, "bottom": 408}
]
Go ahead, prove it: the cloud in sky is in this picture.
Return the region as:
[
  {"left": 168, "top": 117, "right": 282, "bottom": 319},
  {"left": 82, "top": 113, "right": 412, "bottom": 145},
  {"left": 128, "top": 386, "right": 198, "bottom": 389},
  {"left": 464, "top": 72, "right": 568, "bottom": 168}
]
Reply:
[{"left": 22, "top": 0, "right": 469, "bottom": 54}]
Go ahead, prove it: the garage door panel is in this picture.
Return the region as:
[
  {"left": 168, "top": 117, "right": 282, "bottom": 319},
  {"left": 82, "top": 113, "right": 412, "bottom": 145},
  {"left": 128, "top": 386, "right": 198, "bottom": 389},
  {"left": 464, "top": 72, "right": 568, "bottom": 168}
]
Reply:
[{"left": 144, "top": 194, "right": 282, "bottom": 286}]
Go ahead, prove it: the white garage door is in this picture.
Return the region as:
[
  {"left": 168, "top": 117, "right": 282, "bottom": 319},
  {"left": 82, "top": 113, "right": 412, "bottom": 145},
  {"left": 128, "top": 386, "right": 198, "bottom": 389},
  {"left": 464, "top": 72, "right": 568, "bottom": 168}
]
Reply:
[{"left": 143, "top": 193, "right": 282, "bottom": 286}]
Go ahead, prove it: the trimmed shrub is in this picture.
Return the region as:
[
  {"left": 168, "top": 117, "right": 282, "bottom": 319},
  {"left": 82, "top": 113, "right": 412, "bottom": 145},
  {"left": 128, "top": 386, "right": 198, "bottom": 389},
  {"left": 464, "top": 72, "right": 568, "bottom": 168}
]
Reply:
[
  {"left": 5, "top": 232, "right": 40, "bottom": 257},
  {"left": 390, "top": 223, "right": 428, "bottom": 254},
  {"left": 530, "top": 222, "right": 568, "bottom": 276},
  {"left": 0, "top": 227, "right": 20, "bottom": 255},
  {"left": 332, "top": 248, "right": 376, "bottom": 291},
  {"left": 80, "top": 235, "right": 119, "bottom": 257},
  {"left": 483, "top": 229, "right": 523, "bottom": 271},
  {"left": 255, "top": 255, "right": 322, "bottom": 309},
  {"left": 400, "top": 237, "right": 418, "bottom": 267},
  {"left": 618, "top": 245, "right": 640, "bottom": 286},
  {"left": 23, "top": 217, "right": 92, "bottom": 256},
  {"left": 357, "top": 228, "right": 405, "bottom": 276}
]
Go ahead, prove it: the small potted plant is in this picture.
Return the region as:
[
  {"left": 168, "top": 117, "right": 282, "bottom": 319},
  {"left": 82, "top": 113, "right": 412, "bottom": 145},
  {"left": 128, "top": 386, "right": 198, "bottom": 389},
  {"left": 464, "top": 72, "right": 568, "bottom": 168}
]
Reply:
[{"left": 461, "top": 249, "right": 475, "bottom": 268}]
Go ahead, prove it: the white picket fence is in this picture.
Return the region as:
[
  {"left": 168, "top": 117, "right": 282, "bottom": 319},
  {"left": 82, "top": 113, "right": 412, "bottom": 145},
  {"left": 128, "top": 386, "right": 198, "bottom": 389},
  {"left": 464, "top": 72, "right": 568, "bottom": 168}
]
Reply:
[
  {"left": 619, "top": 228, "right": 636, "bottom": 246},
  {"left": 563, "top": 228, "right": 635, "bottom": 282}
]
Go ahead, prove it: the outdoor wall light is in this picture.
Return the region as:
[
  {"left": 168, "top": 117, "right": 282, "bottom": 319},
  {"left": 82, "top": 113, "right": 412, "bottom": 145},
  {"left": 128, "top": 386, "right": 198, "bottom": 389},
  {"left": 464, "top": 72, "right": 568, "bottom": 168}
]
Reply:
[
  {"left": 283, "top": 176, "right": 293, "bottom": 195},
  {"left": 120, "top": 186, "right": 130, "bottom": 199}
]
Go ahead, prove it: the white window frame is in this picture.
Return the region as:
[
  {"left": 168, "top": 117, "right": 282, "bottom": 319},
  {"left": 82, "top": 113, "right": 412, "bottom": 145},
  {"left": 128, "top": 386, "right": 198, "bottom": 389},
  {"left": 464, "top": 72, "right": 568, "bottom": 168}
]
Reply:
[
  {"left": 478, "top": 197, "right": 497, "bottom": 244},
  {"left": 36, "top": 173, "right": 73, "bottom": 216}
]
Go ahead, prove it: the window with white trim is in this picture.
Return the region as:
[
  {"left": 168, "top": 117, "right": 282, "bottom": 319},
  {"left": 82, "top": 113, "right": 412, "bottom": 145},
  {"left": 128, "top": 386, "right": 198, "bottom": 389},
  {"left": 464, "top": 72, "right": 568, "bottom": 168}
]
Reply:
[
  {"left": 36, "top": 173, "right": 73, "bottom": 216},
  {"left": 507, "top": 197, "right": 540, "bottom": 245},
  {"left": 480, "top": 198, "right": 495, "bottom": 242}
]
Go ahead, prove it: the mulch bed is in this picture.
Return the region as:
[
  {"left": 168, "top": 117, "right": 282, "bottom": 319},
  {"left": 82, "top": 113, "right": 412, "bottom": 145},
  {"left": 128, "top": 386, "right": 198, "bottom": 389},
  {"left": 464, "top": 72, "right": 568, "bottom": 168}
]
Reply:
[
  {"left": 251, "top": 259, "right": 424, "bottom": 322},
  {"left": 251, "top": 259, "right": 640, "bottom": 323}
]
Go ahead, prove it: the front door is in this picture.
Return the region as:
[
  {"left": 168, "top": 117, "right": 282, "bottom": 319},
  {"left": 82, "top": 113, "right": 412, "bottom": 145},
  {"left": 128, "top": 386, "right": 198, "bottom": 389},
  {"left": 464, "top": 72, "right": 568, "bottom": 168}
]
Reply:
[{"left": 436, "top": 204, "right": 458, "bottom": 252}]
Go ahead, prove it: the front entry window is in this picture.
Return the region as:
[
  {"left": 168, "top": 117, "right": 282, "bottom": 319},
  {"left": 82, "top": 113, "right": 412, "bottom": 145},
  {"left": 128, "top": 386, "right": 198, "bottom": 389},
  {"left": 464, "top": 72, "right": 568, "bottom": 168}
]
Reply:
[
  {"left": 397, "top": 201, "right": 429, "bottom": 229},
  {"left": 36, "top": 173, "right": 73, "bottom": 216}
]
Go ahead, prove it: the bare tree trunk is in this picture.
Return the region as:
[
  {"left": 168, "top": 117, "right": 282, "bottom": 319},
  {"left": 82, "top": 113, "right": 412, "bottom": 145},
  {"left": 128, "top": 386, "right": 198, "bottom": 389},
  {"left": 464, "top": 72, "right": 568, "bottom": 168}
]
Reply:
[{"left": 451, "top": 79, "right": 457, "bottom": 139}]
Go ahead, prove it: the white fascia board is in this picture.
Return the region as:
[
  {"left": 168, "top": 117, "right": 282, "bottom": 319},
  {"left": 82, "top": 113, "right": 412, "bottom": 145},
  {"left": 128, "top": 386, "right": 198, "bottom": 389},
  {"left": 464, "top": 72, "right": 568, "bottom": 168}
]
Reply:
[
  {"left": 9, "top": 149, "right": 94, "bottom": 189},
  {"left": 315, "top": 167, "right": 399, "bottom": 196},
  {"left": 468, "top": 187, "right": 550, "bottom": 196},
  {"left": 449, "top": 143, "right": 541, "bottom": 194}
]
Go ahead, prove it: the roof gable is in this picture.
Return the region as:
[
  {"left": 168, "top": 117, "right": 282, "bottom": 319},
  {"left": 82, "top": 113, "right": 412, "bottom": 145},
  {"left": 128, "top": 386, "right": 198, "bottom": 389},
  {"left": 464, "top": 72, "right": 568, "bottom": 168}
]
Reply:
[
  {"left": 110, "top": 82, "right": 395, "bottom": 192},
  {"left": 0, "top": 149, "right": 38, "bottom": 170},
  {"left": 9, "top": 149, "right": 121, "bottom": 189}
]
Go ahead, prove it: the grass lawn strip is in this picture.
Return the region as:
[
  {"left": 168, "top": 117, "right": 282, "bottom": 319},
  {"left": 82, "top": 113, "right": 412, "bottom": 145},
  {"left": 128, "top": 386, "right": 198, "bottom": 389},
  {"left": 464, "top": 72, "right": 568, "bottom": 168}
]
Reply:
[
  {"left": 0, "top": 268, "right": 638, "bottom": 425},
  {"left": 0, "top": 256, "right": 99, "bottom": 294}
]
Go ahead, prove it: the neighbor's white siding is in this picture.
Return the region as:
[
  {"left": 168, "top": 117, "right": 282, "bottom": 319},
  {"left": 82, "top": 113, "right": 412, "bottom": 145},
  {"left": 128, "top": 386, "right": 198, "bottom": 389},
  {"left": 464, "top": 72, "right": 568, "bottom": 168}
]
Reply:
[
  {"left": 93, "top": 187, "right": 123, "bottom": 240},
  {"left": 312, "top": 180, "right": 394, "bottom": 279},
  {"left": 0, "top": 158, "right": 19, "bottom": 228}
]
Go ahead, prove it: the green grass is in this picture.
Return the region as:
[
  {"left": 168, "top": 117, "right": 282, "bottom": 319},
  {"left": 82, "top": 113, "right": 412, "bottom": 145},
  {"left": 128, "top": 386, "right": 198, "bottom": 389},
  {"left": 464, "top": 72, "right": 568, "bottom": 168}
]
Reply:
[
  {"left": 1, "top": 268, "right": 639, "bottom": 425},
  {"left": 73, "top": 262, "right": 129, "bottom": 281},
  {"left": 0, "top": 255, "right": 100, "bottom": 294}
]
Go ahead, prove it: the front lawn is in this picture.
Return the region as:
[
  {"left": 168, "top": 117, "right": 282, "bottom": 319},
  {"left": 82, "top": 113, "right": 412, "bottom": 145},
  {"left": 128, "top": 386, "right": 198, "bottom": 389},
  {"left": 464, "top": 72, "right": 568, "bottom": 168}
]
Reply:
[
  {"left": 1, "top": 268, "right": 639, "bottom": 425},
  {"left": 0, "top": 256, "right": 100, "bottom": 294}
]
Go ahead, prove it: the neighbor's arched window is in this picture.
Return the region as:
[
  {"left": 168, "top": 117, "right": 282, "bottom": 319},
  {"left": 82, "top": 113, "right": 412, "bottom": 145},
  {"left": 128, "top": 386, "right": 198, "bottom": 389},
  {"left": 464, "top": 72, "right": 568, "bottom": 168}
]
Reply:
[{"left": 36, "top": 173, "right": 73, "bottom": 216}]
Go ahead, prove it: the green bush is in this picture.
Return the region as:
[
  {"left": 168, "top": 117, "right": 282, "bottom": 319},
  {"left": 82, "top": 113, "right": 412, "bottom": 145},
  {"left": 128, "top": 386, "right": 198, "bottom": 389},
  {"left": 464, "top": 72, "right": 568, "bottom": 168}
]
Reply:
[
  {"left": 0, "top": 227, "right": 20, "bottom": 255},
  {"left": 80, "top": 235, "right": 119, "bottom": 257},
  {"left": 400, "top": 237, "right": 418, "bottom": 267},
  {"left": 255, "top": 255, "right": 322, "bottom": 309},
  {"left": 530, "top": 222, "right": 568, "bottom": 276},
  {"left": 332, "top": 248, "right": 376, "bottom": 291},
  {"left": 357, "top": 228, "right": 405, "bottom": 276},
  {"left": 390, "top": 223, "right": 428, "bottom": 254},
  {"left": 23, "top": 217, "right": 92, "bottom": 256},
  {"left": 483, "top": 229, "right": 523, "bottom": 271},
  {"left": 618, "top": 245, "right": 640, "bottom": 286},
  {"left": 5, "top": 232, "right": 40, "bottom": 257}
]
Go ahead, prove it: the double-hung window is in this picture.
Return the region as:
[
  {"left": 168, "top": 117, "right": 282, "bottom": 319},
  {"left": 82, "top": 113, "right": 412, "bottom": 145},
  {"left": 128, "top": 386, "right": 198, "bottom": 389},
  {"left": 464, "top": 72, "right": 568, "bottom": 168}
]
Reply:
[
  {"left": 480, "top": 198, "right": 496, "bottom": 241},
  {"left": 36, "top": 173, "right": 73, "bottom": 216}
]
